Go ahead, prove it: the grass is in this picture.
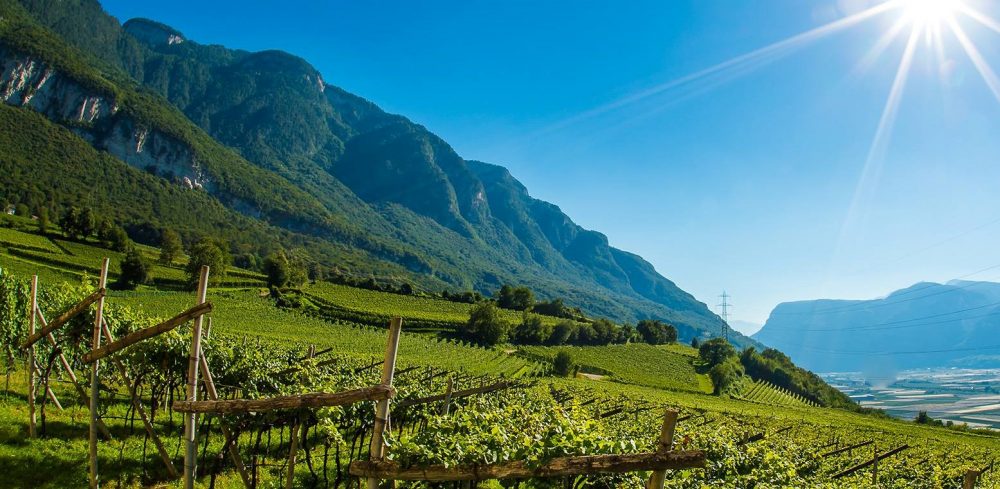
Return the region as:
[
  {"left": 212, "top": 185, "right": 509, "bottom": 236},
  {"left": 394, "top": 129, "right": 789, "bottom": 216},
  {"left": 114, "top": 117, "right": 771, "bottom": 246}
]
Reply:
[{"left": 522, "top": 343, "right": 714, "bottom": 394}]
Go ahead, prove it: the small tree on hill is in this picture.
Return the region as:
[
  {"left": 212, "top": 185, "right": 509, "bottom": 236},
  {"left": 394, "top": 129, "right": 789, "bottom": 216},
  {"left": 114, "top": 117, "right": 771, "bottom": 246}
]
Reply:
[
  {"left": 159, "top": 229, "right": 183, "bottom": 264},
  {"left": 462, "top": 302, "right": 508, "bottom": 347},
  {"left": 496, "top": 284, "right": 534, "bottom": 311},
  {"left": 553, "top": 351, "right": 575, "bottom": 377},
  {"left": 264, "top": 250, "right": 292, "bottom": 288},
  {"left": 699, "top": 337, "right": 737, "bottom": 367},
  {"left": 185, "top": 238, "right": 230, "bottom": 289},
  {"left": 36, "top": 207, "right": 49, "bottom": 235},
  {"left": 636, "top": 319, "right": 678, "bottom": 345},
  {"left": 117, "top": 247, "right": 149, "bottom": 290},
  {"left": 709, "top": 356, "right": 745, "bottom": 395}
]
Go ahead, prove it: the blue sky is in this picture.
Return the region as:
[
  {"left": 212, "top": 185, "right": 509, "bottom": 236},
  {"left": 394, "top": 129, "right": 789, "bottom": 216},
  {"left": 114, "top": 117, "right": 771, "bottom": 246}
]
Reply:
[{"left": 101, "top": 0, "right": 1000, "bottom": 328}]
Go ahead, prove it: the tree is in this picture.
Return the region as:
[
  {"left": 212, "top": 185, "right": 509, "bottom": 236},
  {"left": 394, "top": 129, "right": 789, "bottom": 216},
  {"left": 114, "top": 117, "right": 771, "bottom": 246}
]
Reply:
[
  {"left": 636, "top": 319, "right": 678, "bottom": 345},
  {"left": 511, "top": 312, "right": 553, "bottom": 345},
  {"left": 461, "top": 302, "right": 509, "bottom": 347},
  {"left": 699, "top": 338, "right": 737, "bottom": 367},
  {"left": 691, "top": 337, "right": 701, "bottom": 349},
  {"left": 553, "top": 351, "right": 575, "bottom": 377},
  {"left": 264, "top": 250, "right": 292, "bottom": 288},
  {"left": 547, "top": 320, "right": 576, "bottom": 346},
  {"left": 14, "top": 203, "right": 28, "bottom": 217},
  {"left": 101, "top": 224, "right": 130, "bottom": 252},
  {"left": 496, "top": 284, "right": 534, "bottom": 311},
  {"left": 159, "top": 229, "right": 182, "bottom": 264},
  {"left": 116, "top": 247, "right": 149, "bottom": 290},
  {"left": 59, "top": 207, "right": 80, "bottom": 238},
  {"left": 36, "top": 207, "right": 49, "bottom": 234},
  {"left": 77, "top": 207, "right": 96, "bottom": 238},
  {"left": 533, "top": 298, "right": 569, "bottom": 318},
  {"left": 185, "top": 238, "right": 230, "bottom": 288},
  {"left": 591, "top": 318, "right": 620, "bottom": 345},
  {"left": 708, "top": 356, "right": 745, "bottom": 395}
]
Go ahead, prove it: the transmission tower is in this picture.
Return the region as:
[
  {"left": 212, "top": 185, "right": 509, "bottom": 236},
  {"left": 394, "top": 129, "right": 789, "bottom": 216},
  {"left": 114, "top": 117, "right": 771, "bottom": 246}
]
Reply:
[{"left": 717, "top": 291, "right": 732, "bottom": 341}]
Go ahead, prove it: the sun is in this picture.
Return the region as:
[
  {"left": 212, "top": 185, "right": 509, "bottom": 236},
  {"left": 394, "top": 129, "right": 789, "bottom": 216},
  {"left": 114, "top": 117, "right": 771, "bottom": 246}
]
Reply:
[{"left": 902, "top": 0, "right": 962, "bottom": 26}]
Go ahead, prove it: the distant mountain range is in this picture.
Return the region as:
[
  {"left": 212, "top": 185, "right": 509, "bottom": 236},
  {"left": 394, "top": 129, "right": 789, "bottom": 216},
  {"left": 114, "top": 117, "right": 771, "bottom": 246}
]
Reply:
[
  {"left": 0, "top": 0, "right": 750, "bottom": 343},
  {"left": 753, "top": 280, "right": 1000, "bottom": 372}
]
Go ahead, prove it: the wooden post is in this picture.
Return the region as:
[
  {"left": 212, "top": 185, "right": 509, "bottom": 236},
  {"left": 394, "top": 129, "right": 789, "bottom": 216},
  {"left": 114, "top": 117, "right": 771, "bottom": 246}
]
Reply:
[
  {"left": 100, "top": 320, "right": 179, "bottom": 479},
  {"left": 646, "top": 409, "right": 678, "bottom": 489},
  {"left": 963, "top": 470, "right": 980, "bottom": 489},
  {"left": 31, "top": 363, "right": 62, "bottom": 410},
  {"left": 89, "top": 258, "right": 109, "bottom": 489},
  {"left": 367, "top": 317, "right": 403, "bottom": 489},
  {"left": 440, "top": 376, "right": 454, "bottom": 416},
  {"left": 286, "top": 416, "right": 301, "bottom": 489},
  {"left": 872, "top": 443, "right": 877, "bottom": 486},
  {"left": 27, "top": 275, "right": 37, "bottom": 438},
  {"left": 184, "top": 266, "right": 210, "bottom": 489}
]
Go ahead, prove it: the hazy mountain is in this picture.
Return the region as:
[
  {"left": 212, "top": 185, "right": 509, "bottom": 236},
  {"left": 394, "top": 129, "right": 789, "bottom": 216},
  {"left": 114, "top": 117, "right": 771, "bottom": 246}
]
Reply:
[
  {"left": 729, "top": 320, "right": 763, "bottom": 336},
  {"left": 0, "top": 0, "right": 753, "bottom": 343},
  {"left": 753, "top": 280, "right": 1000, "bottom": 371}
]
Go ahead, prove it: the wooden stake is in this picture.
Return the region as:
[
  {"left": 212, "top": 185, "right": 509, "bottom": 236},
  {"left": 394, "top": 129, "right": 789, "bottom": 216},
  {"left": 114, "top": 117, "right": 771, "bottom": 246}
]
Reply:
[
  {"left": 440, "top": 376, "right": 454, "bottom": 416},
  {"left": 646, "top": 409, "right": 678, "bottom": 489},
  {"left": 100, "top": 320, "right": 179, "bottom": 479},
  {"left": 367, "top": 317, "right": 403, "bottom": 489},
  {"left": 83, "top": 302, "right": 213, "bottom": 363},
  {"left": 286, "top": 416, "right": 300, "bottom": 489},
  {"left": 963, "top": 470, "right": 980, "bottom": 489},
  {"left": 872, "top": 443, "right": 878, "bottom": 486},
  {"left": 37, "top": 309, "right": 113, "bottom": 440},
  {"left": 31, "top": 363, "right": 62, "bottom": 410},
  {"left": 21, "top": 288, "right": 106, "bottom": 348},
  {"left": 26, "top": 276, "right": 38, "bottom": 438},
  {"left": 89, "top": 258, "right": 109, "bottom": 489},
  {"left": 184, "top": 266, "right": 210, "bottom": 489},
  {"left": 172, "top": 386, "right": 395, "bottom": 414},
  {"left": 198, "top": 350, "right": 252, "bottom": 488}
]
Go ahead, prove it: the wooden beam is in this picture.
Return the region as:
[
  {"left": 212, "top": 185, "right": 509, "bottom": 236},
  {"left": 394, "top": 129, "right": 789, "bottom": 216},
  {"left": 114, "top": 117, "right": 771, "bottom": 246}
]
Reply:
[
  {"left": 37, "top": 309, "right": 113, "bottom": 440},
  {"left": 184, "top": 265, "right": 210, "bottom": 489},
  {"left": 27, "top": 275, "right": 37, "bottom": 438},
  {"left": 349, "top": 450, "right": 706, "bottom": 481},
  {"left": 832, "top": 445, "right": 909, "bottom": 479},
  {"left": 172, "top": 385, "right": 396, "bottom": 414},
  {"left": 21, "top": 288, "right": 105, "bottom": 349},
  {"left": 821, "top": 440, "right": 872, "bottom": 458},
  {"left": 81, "top": 302, "right": 212, "bottom": 364},
  {"left": 396, "top": 380, "right": 520, "bottom": 409}
]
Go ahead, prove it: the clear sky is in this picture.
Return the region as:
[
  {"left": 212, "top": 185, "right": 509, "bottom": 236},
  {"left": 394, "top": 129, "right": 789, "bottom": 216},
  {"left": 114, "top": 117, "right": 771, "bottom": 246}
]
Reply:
[{"left": 100, "top": 0, "right": 1000, "bottom": 325}]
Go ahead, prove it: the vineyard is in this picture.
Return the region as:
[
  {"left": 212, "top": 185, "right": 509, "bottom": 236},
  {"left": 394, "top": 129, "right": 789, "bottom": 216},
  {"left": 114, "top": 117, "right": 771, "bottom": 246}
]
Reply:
[
  {"left": 303, "top": 282, "right": 573, "bottom": 332},
  {"left": 1, "top": 251, "right": 999, "bottom": 488},
  {"left": 733, "top": 378, "right": 818, "bottom": 408},
  {"left": 520, "top": 344, "right": 713, "bottom": 394}
]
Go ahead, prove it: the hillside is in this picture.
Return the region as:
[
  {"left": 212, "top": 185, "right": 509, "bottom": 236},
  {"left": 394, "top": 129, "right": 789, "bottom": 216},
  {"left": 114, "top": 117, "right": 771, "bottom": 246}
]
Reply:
[
  {"left": 753, "top": 280, "right": 1000, "bottom": 371},
  {"left": 0, "top": 0, "right": 754, "bottom": 344}
]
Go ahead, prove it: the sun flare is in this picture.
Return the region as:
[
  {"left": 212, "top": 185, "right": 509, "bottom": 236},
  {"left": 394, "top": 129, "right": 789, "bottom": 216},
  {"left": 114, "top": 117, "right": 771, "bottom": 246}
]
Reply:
[{"left": 902, "top": 0, "right": 962, "bottom": 26}]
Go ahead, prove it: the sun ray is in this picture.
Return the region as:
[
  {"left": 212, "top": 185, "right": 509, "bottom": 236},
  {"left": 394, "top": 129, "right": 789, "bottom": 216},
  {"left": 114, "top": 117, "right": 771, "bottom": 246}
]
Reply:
[
  {"left": 534, "top": 0, "right": 904, "bottom": 136},
  {"left": 853, "top": 17, "right": 910, "bottom": 77},
  {"left": 947, "top": 15, "right": 1000, "bottom": 103},
  {"left": 833, "top": 25, "right": 922, "bottom": 264},
  {"left": 956, "top": 2, "right": 1000, "bottom": 35}
]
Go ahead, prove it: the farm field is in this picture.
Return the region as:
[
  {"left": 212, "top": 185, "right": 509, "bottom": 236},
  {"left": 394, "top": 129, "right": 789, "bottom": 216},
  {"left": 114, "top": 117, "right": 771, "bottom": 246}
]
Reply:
[
  {"left": 824, "top": 369, "right": 1000, "bottom": 430},
  {"left": 304, "top": 281, "right": 572, "bottom": 329},
  {"left": 521, "top": 343, "right": 714, "bottom": 394}
]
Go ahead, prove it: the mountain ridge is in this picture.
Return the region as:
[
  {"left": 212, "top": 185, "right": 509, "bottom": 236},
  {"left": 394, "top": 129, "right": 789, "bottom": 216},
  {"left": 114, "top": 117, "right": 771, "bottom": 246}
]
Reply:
[{"left": 1, "top": 0, "right": 752, "bottom": 343}]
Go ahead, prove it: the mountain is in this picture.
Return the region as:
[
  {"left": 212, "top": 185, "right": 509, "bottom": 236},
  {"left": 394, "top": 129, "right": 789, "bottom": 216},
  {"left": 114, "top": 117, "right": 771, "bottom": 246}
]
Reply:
[
  {"left": 729, "top": 320, "right": 763, "bottom": 336},
  {"left": 0, "top": 0, "right": 751, "bottom": 343},
  {"left": 753, "top": 280, "right": 1000, "bottom": 371}
]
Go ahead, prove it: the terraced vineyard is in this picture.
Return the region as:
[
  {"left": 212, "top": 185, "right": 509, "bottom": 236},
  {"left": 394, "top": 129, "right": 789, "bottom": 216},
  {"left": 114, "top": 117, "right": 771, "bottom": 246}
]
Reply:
[
  {"left": 0, "top": 226, "right": 265, "bottom": 288},
  {"left": 112, "top": 288, "right": 546, "bottom": 379},
  {"left": 521, "top": 343, "right": 714, "bottom": 394},
  {"left": 304, "top": 281, "right": 574, "bottom": 330},
  {"left": 734, "top": 378, "right": 818, "bottom": 408}
]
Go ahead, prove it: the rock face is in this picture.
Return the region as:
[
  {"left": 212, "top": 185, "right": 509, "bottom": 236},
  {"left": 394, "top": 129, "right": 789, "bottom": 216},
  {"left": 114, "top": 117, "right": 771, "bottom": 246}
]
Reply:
[
  {"left": 0, "top": 47, "right": 210, "bottom": 191},
  {"left": 753, "top": 280, "right": 1000, "bottom": 371},
  {"left": 122, "top": 18, "right": 184, "bottom": 46}
]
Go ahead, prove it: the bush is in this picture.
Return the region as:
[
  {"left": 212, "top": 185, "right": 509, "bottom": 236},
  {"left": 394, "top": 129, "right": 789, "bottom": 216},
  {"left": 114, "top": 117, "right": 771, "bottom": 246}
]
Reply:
[
  {"left": 553, "top": 351, "right": 575, "bottom": 377},
  {"left": 709, "top": 356, "right": 745, "bottom": 395},
  {"left": 511, "top": 312, "right": 553, "bottom": 345},
  {"left": 636, "top": 319, "right": 677, "bottom": 345},
  {"left": 159, "top": 229, "right": 183, "bottom": 264},
  {"left": 116, "top": 247, "right": 149, "bottom": 290},
  {"left": 699, "top": 337, "right": 736, "bottom": 366},
  {"left": 496, "top": 284, "right": 534, "bottom": 311},
  {"left": 185, "top": 237, "right": 230, "bottom": 289},
  {"left": 461, "top": 302, "right": 509, "bottom": 347}
]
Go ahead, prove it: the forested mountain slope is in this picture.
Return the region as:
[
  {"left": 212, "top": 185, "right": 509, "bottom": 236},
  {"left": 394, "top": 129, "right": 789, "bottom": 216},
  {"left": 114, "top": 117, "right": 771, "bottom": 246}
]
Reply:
[{"left": 0, "top": 0, "right": 748, "bottom": 342}]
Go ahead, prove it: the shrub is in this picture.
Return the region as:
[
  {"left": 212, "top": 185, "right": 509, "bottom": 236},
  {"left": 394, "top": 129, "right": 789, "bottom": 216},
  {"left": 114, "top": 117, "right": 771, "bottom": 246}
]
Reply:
[
  {"left": 553, "top": 351, "right": 575, "bottom": 377},
  {"left": 462, "top": 302, "right": 509, "bottom": 347}
]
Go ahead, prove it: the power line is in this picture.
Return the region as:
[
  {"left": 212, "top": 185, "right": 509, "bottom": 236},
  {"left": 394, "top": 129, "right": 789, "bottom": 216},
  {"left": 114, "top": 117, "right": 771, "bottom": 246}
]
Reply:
[
  {"left": 764, "top": 297, "right": 1000, "bottom": 332},
  {"left": 798, "top": 343, "right": 1000, "bottom": 356}
]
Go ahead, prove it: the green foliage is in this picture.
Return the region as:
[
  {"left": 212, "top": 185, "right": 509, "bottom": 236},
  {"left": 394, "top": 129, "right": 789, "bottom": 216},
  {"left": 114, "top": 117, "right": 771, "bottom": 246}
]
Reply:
[
  {"left": 699, "top": 338, "right": 737, "bottom": 367},
  {"left": 158, "top": 228, "right": 182, "bottom": 264},
  {"left": 740, "top": 347, "right": 856, "bottom": 410},
  {"left": 511, "top": 312, "right": 554, "bottom": 345},
  {"left": 636, "top": 319, "right": 678, "bottom": 344},
  {"left": 552, "top": 350, "right": 574, "bottom": 376},
  {"left": 35, "top": 207, "right": 48, "bottom": 234},
  {"left": 185, "top": 237, "right": 230, "bottom": 288},
  {"left": 462, "top": 301, "right": 509, "bottom": 346},
  {"left": 708, "top": 356, "right": 745, "bottom": 395},
  {"left": 58, "top": 206, "right": 95, "bottom": 239},
  {"left": 115, "top": 247, "right": 148, "bottom": 290},
  {"left": 496, "top": 284, "right": 535, "bottom": 311}
]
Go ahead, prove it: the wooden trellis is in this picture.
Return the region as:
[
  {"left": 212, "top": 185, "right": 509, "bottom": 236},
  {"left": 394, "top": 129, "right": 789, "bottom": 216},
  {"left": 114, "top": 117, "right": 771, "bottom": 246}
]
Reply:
[{"left": 21, "top": 260, "right": 216, "bottom": 489}]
